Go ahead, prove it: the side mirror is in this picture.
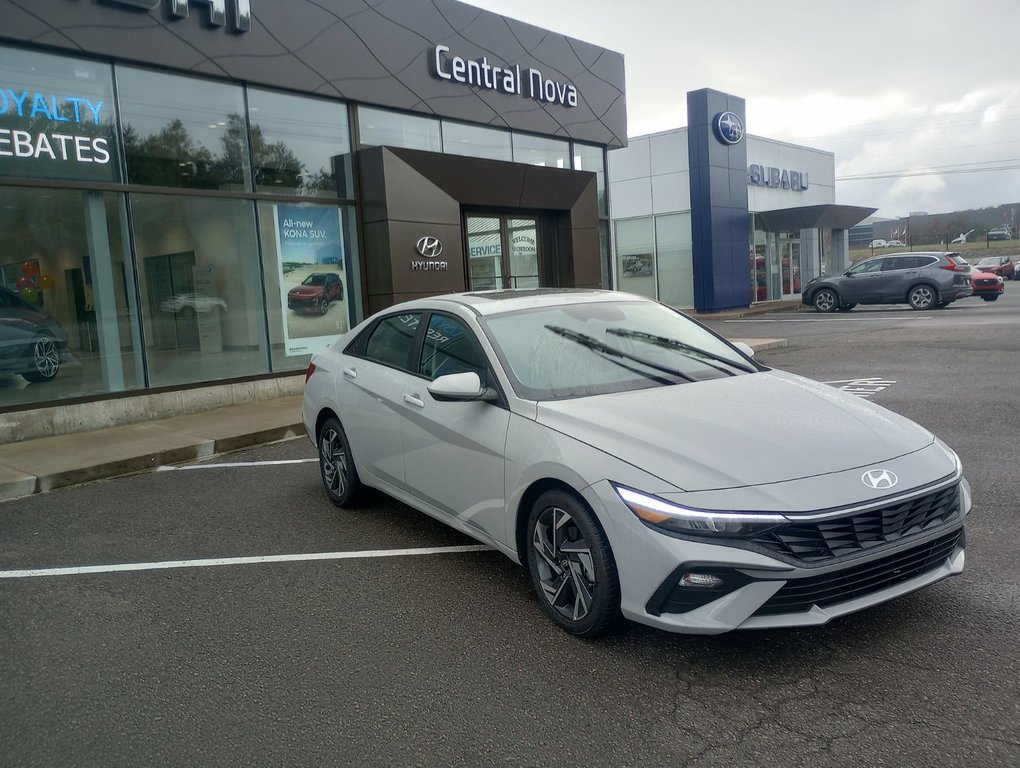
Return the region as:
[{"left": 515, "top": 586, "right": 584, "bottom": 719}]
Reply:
[
  {"left": 427, "top": 371, "right": 498, "bottom": 402},
  {"left": 733, "top": 341, "right": 755, "bottom": 358}
]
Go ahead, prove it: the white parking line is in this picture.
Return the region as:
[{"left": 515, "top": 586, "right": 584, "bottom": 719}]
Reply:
[
  {"left": 0, "top": 545, "right": 493, "bottom": 579},
  {"left": 157, "top": 459, "right": 318, "bottom": 471}
]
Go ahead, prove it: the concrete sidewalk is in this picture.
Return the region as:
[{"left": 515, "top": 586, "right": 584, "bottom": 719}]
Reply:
[{"left": 0, "top": 337, "right": 787, "bottom": 503}]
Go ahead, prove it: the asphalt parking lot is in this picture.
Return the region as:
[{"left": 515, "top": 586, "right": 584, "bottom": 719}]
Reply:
[{"left": 2, "top": 291, "right": 1018, "bottom": 767}]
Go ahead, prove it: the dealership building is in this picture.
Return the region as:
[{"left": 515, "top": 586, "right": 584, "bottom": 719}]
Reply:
[
  {"left": 608, "top": 90, "right": 874, "bottom": 312},
  {"left": 0, "top": 0, "right": 873, "bottom": 430}
]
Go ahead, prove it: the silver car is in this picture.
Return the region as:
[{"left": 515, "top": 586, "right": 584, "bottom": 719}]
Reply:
[{"left": 303, "top": 290, "right": 969, "bottom": 637}]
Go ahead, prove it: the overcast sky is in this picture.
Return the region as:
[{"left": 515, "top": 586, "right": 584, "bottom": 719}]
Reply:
[{"left": 468, "top": 0, "right": 1020, "bottom": 222}]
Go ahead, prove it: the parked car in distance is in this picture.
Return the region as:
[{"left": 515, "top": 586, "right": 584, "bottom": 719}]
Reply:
[
  {"left": 986, "top": 228, "right": 1010, "bottom": 241},
  {"left": 885, "top": 239, "right": 904, "bottom": 247},
  {"left": 303, "top": 288, "right": 970, "bottom": 637},
  {"left": 802, "top": 252, "right": 972, "bottom": 312},
  {"left": 288, "top": 272, "right": 344, "bottom": 314},
  {"left": 160, "top": 292, "right": 227, "bottom": 316},
  {"left": 970, "top": 270, "right": 1004, "bottom": 301},
  {"left": 0, "top": 286, "right": 69, "bottom": 382},
  {"left": 972, "top": 255, "right": 1016, "bottom": 280},
  {"left": 868, "top": 239, "right": 887, "bottom": 248}
]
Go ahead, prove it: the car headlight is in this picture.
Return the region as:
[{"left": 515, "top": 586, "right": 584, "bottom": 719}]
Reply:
[{"left": 614, "top": 485, "right": 788, "bottom": 538}]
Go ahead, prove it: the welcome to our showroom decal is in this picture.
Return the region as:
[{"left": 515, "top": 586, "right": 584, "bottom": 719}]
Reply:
[
  {"left": 0, "top": 88, "right": 111, "bottom": 165},
  {"left": 432, "top": 45, "right": 578, "bottom": 108}
]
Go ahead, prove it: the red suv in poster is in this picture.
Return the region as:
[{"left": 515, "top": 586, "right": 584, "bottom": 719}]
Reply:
[{"left": 287, "top": 272, "right": 344, "bottom": 314}]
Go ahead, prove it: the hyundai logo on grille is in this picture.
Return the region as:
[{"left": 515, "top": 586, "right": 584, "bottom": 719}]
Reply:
[
  {"left": 713, "top": 111, "right": 744, "bottom": 145},
  {"left": 416, "top": 236, "right": 443, "bottom": 259},
  {"left": 862, "top": 469, "right": 899, "bottom": 490}
]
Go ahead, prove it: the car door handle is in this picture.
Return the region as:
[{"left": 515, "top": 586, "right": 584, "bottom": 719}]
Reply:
[
  {"left": 403, "top": 393, "right": 425, "bottom": 408},
  {"left": 343, "top": 368, "right": 357, "bottom": 379}
]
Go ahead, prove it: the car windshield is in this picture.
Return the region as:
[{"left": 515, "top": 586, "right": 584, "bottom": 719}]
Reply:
[
  {"left": 480, "top": 300, "right": 757, "bottom": 401},
  {"left": 976, "top": 258, "right": 999, "bottom": 266},
  {"left": 301, "top": 275, "right": 327, "bottom": 286}
]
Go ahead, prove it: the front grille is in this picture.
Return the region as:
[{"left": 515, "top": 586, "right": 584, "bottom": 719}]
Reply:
[
  {"left": 975, "top": 279, "right": 997, "bottom": 287},
  {"left": 752, "top": 483, "right": 960, "bottom": 563},
  {"left": 752, "top": 527, "right": 963, "bottom": 617}
]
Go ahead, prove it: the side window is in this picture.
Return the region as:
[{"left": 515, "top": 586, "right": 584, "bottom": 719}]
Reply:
[
  {"left": 850, "top": 259, "right": 883, "bottom": 275},
  {"left": 418, "top": 313, "right": 489, "bottom": 386},
  {"left": 362, "top": 313, "right": 421, "bottom": 370},
  {"left": 884, "top": 257, "right": 910, "bottom": 271}
]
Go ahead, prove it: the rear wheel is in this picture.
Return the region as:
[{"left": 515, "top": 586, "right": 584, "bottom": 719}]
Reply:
[
  {"left": 526, "top": 489, "right": 619, "bottom": 638},
  {"left": 22, "top": 335, "right": 60, "bottom": 383},
  {"left": 812, "top": 288, "right": 838, "bottom": 313},
  {"left": 908, "top": 285, "right": 936, "bottom": 310},
  {"left": 317, "top": 417, "right": 363, "bottom": 507}
]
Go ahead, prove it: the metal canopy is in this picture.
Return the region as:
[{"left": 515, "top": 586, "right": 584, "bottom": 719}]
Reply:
[{"left": 756, "top": 204, "right": 877, "bottom": 231}]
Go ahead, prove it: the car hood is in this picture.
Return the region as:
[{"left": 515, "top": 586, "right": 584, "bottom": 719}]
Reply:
[
  {"left": 289, "top": 286, "right": 323, "bottom": 297},
  {"left": 535, "top": 370, "right": 934, "bottom": 492}
]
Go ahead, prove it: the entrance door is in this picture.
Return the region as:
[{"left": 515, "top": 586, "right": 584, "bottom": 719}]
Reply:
[{"left": 465, "top": 213, "right": 546, "bottom": 290}]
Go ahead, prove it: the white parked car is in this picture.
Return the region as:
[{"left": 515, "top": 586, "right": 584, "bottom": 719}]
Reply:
[
  {"left": 868, "top": 239, "right": 887, "bottom": 248},
  {"left": 160, "top": 292, "right": 227, "bottom": 315},
  {"left": 302, "top": 290, "right": 970, "bottom": 637},
  {"left": 885, "top": 239, "right": 903, "bottom": 247}
]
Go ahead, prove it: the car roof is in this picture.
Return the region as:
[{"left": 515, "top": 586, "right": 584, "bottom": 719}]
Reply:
[{"left": 386, "top": 288, "right": 647, "bottom": 317}]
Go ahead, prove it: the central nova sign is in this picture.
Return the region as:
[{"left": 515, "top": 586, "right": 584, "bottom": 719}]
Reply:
[
  {"left": 432, "top": 45, "right": 578, "bottom": 108},
  {"left": 99, "top": 0, "right": 252, "bottom": 32}
]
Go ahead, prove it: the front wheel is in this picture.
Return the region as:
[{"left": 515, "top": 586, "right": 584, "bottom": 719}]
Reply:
[
  {"left": 812, "top": 288, "right": 839, "bottom": 313},
  {"left": 22, "top": 335, "right": 60, "bottom": 383},
  {"left": 319, "top": 297, "right": 329, "bottom": 315},
  {"left": 908, "top": 285, "right": 937, "bottom": 310},
  {"left": 526, "top": 490, "right": 620, "bottom": 638},
  {"left": 318, "top": 417, "right": 363, "bottom": 507}
]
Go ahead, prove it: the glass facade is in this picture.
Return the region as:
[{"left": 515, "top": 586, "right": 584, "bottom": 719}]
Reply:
[
  {"left": 1, "top": 43, "right": 612, "bottom": 413},
  {"left": 0, "top": 45, "right": 359, "bottom": 411}
]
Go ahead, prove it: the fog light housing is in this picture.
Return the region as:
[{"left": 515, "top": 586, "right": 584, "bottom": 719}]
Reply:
[{"left": 678, "top": 572, "right": 725, "bottom": 589}]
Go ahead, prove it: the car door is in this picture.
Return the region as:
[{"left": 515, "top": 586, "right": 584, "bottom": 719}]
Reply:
[
  {"left": 877, "top": 256, "right": 918, "bottom": 302},
  {"left": 840, "top": 257, "right": 885, "bottom": 302},
  {"left": 338, "top": 311, "right": 423, "bottom": 489},
  {"left": 400, "top": 311, "right": 511, "bottom": 546}
]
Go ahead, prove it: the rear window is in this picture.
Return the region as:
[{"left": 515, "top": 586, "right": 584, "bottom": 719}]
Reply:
[{"left": 949, "top": 255, "right": 969, "bottom": 267}]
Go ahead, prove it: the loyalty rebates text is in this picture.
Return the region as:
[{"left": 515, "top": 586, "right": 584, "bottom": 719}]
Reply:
[{"left": 0, "top": 87, "right": 111, "bottom": 165}]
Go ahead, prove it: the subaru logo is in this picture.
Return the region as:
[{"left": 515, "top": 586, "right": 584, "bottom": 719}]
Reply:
[
  {"left": 713, "top": 111, "right": 744, "bottom": 145},
  {"left": 862, "top": 469, "right": 899, "bottom": 490},
  {"left": 416, "top": 236, "right": 443, "bottom": 259}
]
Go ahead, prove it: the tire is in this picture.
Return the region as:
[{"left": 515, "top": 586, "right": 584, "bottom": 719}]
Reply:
[
  {"left": 837, "top": 303, "right": 857, "bottom": 312},
  {"left": 982, "top": 295, "right": 999, "bottom": 302},
  {"left": 319, "top": 297, "right": 329, "bottom": 315},
  {"left": 812, "top": 288, "right": 839, "bottom": 313},
  {"left": 337, "top": 283, "right": 344, "bottom": 302},
  {"left": 317, "top": 417, "right": 363, "bottom": 507},
  {"left": 526, "top": 489, "right": 620, "bottom": 638},
  {"left": 908, "top": 284, "right": 937, "bottom": 310},
  {"left": 22, "top": 335, "right": 60, "bottom": 383}
]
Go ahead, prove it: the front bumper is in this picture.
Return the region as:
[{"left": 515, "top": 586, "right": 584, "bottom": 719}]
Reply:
[{"left": 583, "top": 473, "right": 969, "bottom": 635}]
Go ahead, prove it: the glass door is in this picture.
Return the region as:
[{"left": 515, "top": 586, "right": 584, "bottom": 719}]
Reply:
[{"left": 465, "top": 213, "right": 546, "bottom": 290}]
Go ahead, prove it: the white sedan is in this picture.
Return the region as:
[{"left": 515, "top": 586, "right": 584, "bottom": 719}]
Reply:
[{"left": 302, "top": 290, "right": 969, "bottom": 637}]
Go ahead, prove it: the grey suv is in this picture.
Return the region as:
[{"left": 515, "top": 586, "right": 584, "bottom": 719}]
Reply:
[{"left": 802, "top": 252, "right": 972, "bottom": 312}]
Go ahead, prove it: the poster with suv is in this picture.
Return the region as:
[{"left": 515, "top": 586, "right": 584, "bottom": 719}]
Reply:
[{"left": 274, "top": 204, "right": 348, "bottom": 356}]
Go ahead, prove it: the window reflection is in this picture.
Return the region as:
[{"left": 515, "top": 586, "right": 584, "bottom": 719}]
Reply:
[
  {"left": 117, "top": 66, "right": 251, "bottom": 190},
  {"left": 0, "top": 186, "right": 142, "bottom": 409},
  {"left": 442, "top": 121, "right": 512, "bottom": 162},
  {"left": 573, "top": 143, "right": 607, "bottom": 216},
  {"left": 248, "top": 88, "right": 353, "bottom": 199},
  {"left": 358, "top": 106, "right": 441, "bottom": 152},
  {"left": 130, "top": 193, "right": 267, "bottom": 387},
  {"left": 512, "top": 133, "right": 568, "bottom": 168}
]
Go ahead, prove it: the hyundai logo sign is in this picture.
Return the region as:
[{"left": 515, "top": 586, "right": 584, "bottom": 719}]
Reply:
[
  {"left": 412, "top": 236, "right": 448, "bottom": 272},
  {"left": 713, "top": 111, "right": 743, "bottom": 145},
  {"left": 861, "top": 469, "right": 899, "bottom": 490},
  {"left": 416, "top": 236, "right": 443, "bottom": 259}
]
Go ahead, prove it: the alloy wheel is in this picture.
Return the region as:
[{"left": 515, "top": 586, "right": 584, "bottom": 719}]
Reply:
[
  {"left": 319, "top": 427, "right": 348, "bottom": 497},
  {"left": 32, "top": 337, "right": 59, "bottom": 379},
  {"left": 909, "top": 286, "right": 935, "bottom": 310},
  {"left": 531, "top": 505, "right": 597, "bottom": 622}
]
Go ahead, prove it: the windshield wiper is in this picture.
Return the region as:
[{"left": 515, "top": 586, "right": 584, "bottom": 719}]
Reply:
[
  {"left": 606, "top": 328, "right": 755, "bottom": 374},
  {"left": 544, "top": 325, "right": 696, "bottom": 383}
]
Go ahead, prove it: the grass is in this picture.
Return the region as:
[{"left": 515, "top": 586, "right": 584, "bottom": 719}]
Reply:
[{"left": 850, "top": 239, "right": 1019, "bottom": 264}]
